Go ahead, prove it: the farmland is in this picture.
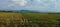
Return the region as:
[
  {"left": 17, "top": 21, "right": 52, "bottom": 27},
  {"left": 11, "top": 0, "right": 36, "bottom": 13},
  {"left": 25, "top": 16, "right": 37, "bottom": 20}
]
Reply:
[{"left": 0, "top": 12, "right": 59, "bottom": 27}]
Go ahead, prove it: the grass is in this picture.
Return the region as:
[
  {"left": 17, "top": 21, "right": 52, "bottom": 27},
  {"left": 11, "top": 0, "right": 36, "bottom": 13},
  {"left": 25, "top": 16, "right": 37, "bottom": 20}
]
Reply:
[
  {"left": 22, "top": 13, "right": 58, "bottom": 27},
  {"left": 0, "top": 12, "right": 59, "bottom": 27}
]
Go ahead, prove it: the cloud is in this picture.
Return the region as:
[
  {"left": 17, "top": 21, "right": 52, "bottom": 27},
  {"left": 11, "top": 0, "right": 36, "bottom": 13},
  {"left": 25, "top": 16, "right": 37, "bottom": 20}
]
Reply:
[
  {"left": 0, "top": 0, "right": 60, "bottom": 12},
  {"left": 12, "top": 0, "right": 27, "bottom": 6},
  {"left": 11, "top": 0, "right": 57, "bottom": 12}
]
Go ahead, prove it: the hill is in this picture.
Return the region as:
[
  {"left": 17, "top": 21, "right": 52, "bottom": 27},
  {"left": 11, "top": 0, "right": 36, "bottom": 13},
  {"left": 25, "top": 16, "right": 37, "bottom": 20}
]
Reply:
[{"left": 0, "top": 10, "right": 40, "bottom": 13}]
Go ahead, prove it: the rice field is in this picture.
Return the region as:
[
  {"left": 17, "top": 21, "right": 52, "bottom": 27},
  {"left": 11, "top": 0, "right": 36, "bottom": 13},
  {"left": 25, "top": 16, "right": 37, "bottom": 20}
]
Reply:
[{"left": 0, "top": 12, "right": 59, "bottom": 27}]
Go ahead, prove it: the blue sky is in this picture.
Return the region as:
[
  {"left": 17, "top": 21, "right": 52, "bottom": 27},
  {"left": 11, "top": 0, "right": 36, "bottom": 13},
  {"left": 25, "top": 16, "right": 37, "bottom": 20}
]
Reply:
[{"left": 0, "top": 0, "right": 60, "bottom": 12}]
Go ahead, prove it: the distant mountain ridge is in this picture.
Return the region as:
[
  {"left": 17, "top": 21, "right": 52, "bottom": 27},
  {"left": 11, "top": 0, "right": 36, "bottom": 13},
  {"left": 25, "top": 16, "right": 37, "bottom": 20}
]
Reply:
[
  {"left": 0, "top": 9, "right": 49, "bottom": 14},
  {"left": 0, "top": 10, "right": 40, "bottom": 13},
  {"left": 19, "top": 10, "right": 40, "bottom": 13}
]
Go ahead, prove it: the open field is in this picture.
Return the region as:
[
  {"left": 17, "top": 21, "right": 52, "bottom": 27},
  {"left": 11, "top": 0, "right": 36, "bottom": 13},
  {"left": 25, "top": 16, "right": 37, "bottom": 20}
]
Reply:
[{"left": 0, "top": 12, "right": 59, "bottom": 27}]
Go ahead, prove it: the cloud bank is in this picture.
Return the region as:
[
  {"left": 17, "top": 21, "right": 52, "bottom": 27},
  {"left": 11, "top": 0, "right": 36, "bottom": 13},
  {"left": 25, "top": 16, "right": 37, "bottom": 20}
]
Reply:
[{"left": 0, "top": 0, "right": 60, "bottom": 12}]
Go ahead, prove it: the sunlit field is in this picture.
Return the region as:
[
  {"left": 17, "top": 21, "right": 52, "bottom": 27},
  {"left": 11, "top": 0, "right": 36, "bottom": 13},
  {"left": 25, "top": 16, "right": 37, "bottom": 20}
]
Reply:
[{"left": 0, "top": 12, "right": 59, "bottom": 27}]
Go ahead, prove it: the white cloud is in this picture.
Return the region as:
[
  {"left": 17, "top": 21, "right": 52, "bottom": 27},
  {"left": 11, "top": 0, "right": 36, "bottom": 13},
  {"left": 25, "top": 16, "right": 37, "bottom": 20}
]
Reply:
[
  {"left": 12, "top": 0, "right": 27, "bottom": 6},
  {"left": 1, "top": 0, "right": 60, "bottom": 12}
]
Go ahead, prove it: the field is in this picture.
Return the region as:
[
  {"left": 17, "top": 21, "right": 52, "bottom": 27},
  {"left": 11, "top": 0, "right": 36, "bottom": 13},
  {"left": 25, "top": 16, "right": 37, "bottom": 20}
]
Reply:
[{"left": 0, "top": 12, "right": 59, "bottom": 27}]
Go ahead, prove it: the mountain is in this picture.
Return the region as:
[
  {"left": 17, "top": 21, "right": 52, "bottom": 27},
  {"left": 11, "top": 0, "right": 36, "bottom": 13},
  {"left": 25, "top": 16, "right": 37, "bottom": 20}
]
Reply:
[
  {"left": 16, "top": 10, "right": 40, "bottom": 13},
  {"left": 0, "top": 9, "right": 40, "bottom": 13}
]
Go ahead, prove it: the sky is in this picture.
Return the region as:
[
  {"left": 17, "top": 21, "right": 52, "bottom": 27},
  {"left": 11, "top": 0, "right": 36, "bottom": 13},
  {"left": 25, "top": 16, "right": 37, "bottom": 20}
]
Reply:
[{"left": 0, "top": 0, "right": 60, "bottom": 12}]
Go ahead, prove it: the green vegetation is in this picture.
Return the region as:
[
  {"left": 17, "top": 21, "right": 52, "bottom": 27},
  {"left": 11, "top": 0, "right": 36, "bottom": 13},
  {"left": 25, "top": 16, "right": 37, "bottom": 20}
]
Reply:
[
  {"left": 0, "top": 12, "right": 59, "bottom": 27},
  {"left": 22, "top": 13, "right": 58, "bottom": 27}
]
